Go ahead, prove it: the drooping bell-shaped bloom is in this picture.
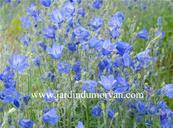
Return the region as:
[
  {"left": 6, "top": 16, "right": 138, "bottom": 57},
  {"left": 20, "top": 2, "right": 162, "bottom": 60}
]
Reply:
[
  {"left": 72, "top": 61, "right": 81, "bottom": 81},
  {"left": 73, "top": 26, "right": 90, "bottom": 41},
  {"left": 68, "top": 43, "right": 77, "bottom": 52},
  {"left": 114, "top": 75, "right": 129, "bottom": 93},
  {"left": 116, "top": 41, "right": 132, "bottom": 56},
  {"left": 92, "top": 0, "right": 103, "bottom": 9},
  {"left": 137, "top": 29, "right": 148, "bottom": 40},
  {"left": 107, "top": 108, "right": 116, "bottom": 119},
  {"left": 89, "top": 37, "right": 103, "bottom": 49},
  {"left": 19, "top": 119, "right": 33, "bottom": 128},
  {"left": 47, "top": 43, "right": 64, "bottom": 60},
  {"left": 43, "top": 25, "right": 57, "bottom": 39},
  {"left": 99, "top": 75, "right": 116, "bottom": 91},
  {"left": 8, "top": 54, "right": 28, "bottom": 73},
  {"left": 78, "top": 7, "right": 85, "bottom": 17},
  {"left": 63, "top": 2, "right": 75, "bottom": 17},
  {"left": 91, "top": 105, "right": 102, "bottom": 117},
  {"left": 44, "top": 89, "right": 56, "bottom": 103},
  {"left": 89, "top": 16, "right": 103, "bottom": 30},
  {"left": 82, "top": 80, "right": 97, "bottom": 93},
  {"left": 108, "top": 11, "right": 125, "bottom": 28},
  {"left": 42, "top": 108, "right": 60, "bottom": 126},
  {"left": 161, "top": 84, "right": 173, "bottom": 99},
  {"left": 0, "top": 87, "right": 20, "bottom": 107},
  {"left": 76, "top": 121, "right": 84, "bottom": 128},
  {"left": 20, "top": 16, "right": 31, "bottom": 29},
  {"left": 50, "top": 8, "right": 65, "bottom": 24},
  {"left": 0, "top": 67, "right": 16, "bottom": 88},
  {"left": 40, "top": 0, "right": 51, "bottom": 7},
  {"left": 57, "top": 62, "right": 71, "bottom": 74}
]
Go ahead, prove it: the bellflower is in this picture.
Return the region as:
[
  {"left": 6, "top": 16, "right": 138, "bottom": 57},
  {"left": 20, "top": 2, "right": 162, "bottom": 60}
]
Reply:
[
  {"left": 19, "top": 34, "right": 31, "bottom": 46},
  {"left": 76, "top": 121, "right": 84, "bottom": 128},
  {"left": 137, "top": 29, "right": 148, "bottom": 40},
  {"left": 108, "top": 108, "right": 116, "bottom": 119},
  {"left": 73, "top": 26, "right": 90, "bottom": 41},
  {"left": 114, "top": 75, "right": 129, "bottom": 93},
  {"left": 0, "top": 87, "right": 20, "bottom": 107},
  {"left": 72, "top": 61, "right": 81, "bottom": 81},
  {"left": 50, "top": 9, "right": 65, "bottom": 24},
  {"left": 116, "top": 41, "right": 132, "bottom": 56},
  {"left": 41, "top": 71, "right": 55, "bottom": 82},
  {"left": 89, "top": 17, "right": 103, "bottom": 30},
  {"left": 47, "top": 43, "right": 64, "bottom": 60},
  {"left": 89, "top": 37, "right": 103, "bottom": 49},
  {"left": 63, "top": 2, "right": 75, "bottom": 17},
  {"left": 68, "top": 43, "right": 77, "bottom": 52},
  {"left": 99, "top": 75, "right": 116, "bottom": 91},
  {"left": 78, "top": 8, "right": 85, "bottom": 17},
  {"left": 42, "top": 108, "right": 60, "bottom": 126},
  {"left": 92, "top": 0, "right": 103, "bottom": 9},
  {"left": 57, "top": 62, "right": 71, "bottom": 74},
  {"left": 91, "top": 105, "right": 102, "bottom": 117},
  {"left": 136, "top": 49, "right": 151, "bottom": 66},
  {"left": 40, "top": 0, "right": 51, "bottom": 7},
  {"left": 43, "top": 25, "right": 57, "bottom": 39},
  {"left": 44, "top": 89, "right": 56, "bottom": 103},
  {"left": 108, "top": 11, "right": 125, "bottom": 28},
  {"left": 109, "top": 27, "right": 120, "bottom": 38},
  {"left": 19, "top": 119, "right": 33, "bottom": 128},
  {"left": 82, "top": 80, "right": 97, "bottom": 93},
  {"left": 27, "top": 4, "right": 41, "bottom": 22},
  {"left": 23, "top": 94, "right": 30, "bottom": 105},
  {"left": 161, "top": 84, "right": 173, "bottom": 99},
  {"left": 8, "top": 54, "right": 28, "bottom": 73},
  {"left": 20, "top": 16, "right": 31, "bottom": 29}
]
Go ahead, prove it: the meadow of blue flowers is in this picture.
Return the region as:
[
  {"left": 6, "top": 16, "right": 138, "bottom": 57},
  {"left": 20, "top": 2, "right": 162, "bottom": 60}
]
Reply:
[{"left": 0, "top": 0, "right": 173, "bottom": 128}]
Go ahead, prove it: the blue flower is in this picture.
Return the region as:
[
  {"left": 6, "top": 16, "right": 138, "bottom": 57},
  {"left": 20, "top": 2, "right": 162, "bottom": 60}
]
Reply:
[
  {"left": 41, "top": 71, "right": 55, "bottom": 82},
  {"left": 40, "top": 0, "right": 51, "bottom": 7},
  {"left": 102, "top": 38, "right": 114, "bottom": 55},
  {"left": 108, "top": 108, "right": 116, "bottom": 119},
  {"left": 113, "top": 57, "right": 123, "bottom": 68},
  {"left": 91, "top": 105, "right": 102, "bottom": 117},
  {"left": 137, "top": 29, "right": 148, "bottom": 40},
  {"left": 157, "top": 16, "right": 162, "bottom": 26},
  {"left": 27, "top": 4, "right": 41, "bottom": 22},
  {"left": 0, "top": 87, "right": 20, "bottom": 107},
  {"left": 19, "top": 34, "right": 31, "bottom": 46},
  {"left": 92, "top": 0, "right": 103, "bottom": 9},
  {"left": 50, "top": 9, "right": 65, "bottom": 24},
  {"left": 99, "top": 75, "right": 116, "bottom": 91},
  {"left": 63, "top": 2, "right": 75, "bottom": 17},
  {"left": 19, "top": 119, "right": 33, "bottom": 128},
  {"left": 57, "top": 62, "right": 71, "bottom": 74},
  {"left": 109, "top": 27, "right": 120, "bottom": 38},
  {"left": 78, "top": 8, "right": 85, "bottom": 17},
  {"left": 32, "top": 56, "right": 42, "bottom": 67},
  {"left": 0, "top": 67, "right": 16, "bottom": 88},
  {"left": 68, "top": 43, "right": 77, "bottom": 52},
  {"left": 43, "top": 25, "right": 56, "bottom": 39},
  {"left": 116, "top": 41, "right": 132, "bottom": 56},
  {"left": 136, "top": 49, "right": 151, "bottom": 66},
  {"left": 108, "top": 11, "right": 125, "bottom": 28},
  {"left": 23, "top": 94, "right": 30, "bottom": 105},
  {"left": 72, "top": 61, "right": 81, "bottom": 81},
  {"left": 42, "top": 108, "right": 60, "bottom": 126},
  {"left": 9, "top": 54, "right": 28, "bottom": 73},
  {"left": 73, "top": 26, "right": 90, "bottom": 41},
  {"left": 161, "top": 84, "right": 173, "bottom": 99},
  {"left": 155, "top": 29, "right": 165, "bottom": 39},
  {"left": 20, "top": 16, "right": 31, "bottom": 29},
  {"left": 89, "top": 37, "right": 103, "bottom": 49},
  {"left": 122, "top": 52, "right": 131, "bottom": 67},
  {"left": 89, "top": 17, "right": 103, "bottom": 30},
  {"left": 98, "top": 59, "right": 109, "bottom": 73},
  {"left": 47, "top": 43, "right": 64, "bottom": 60},
  {"left": 44, "top": 89, "right": 56, "bottom": 103},
  {"left": 114, "top": 75, "right": 129, "bottom": 93},
  {"left": 82, "top": 80, "right": 97, "bottom": 93},
  {"left": 38, "top": 41, "right": 47, "bottom": 51},
  {"left": 76, "top": 121, "right": 84, "bottom": 128}
]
